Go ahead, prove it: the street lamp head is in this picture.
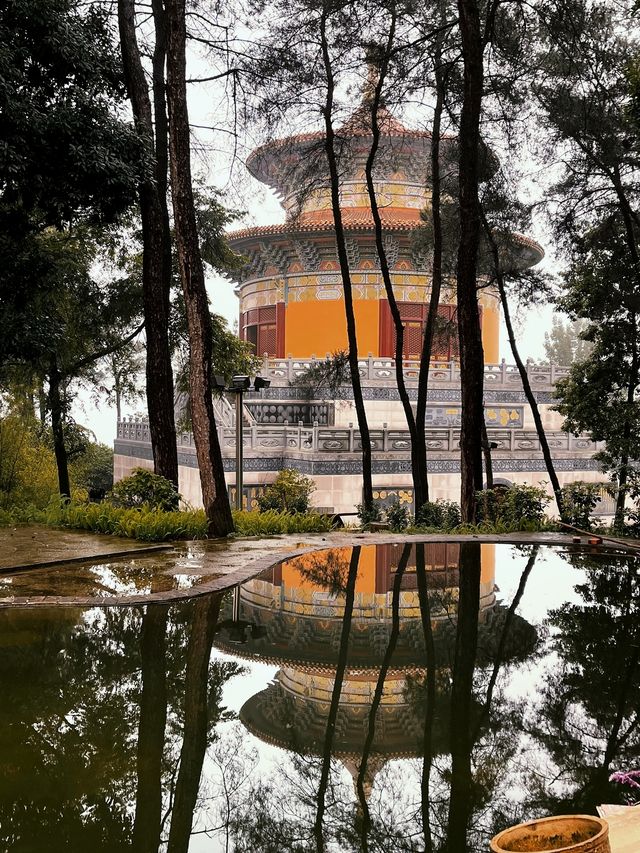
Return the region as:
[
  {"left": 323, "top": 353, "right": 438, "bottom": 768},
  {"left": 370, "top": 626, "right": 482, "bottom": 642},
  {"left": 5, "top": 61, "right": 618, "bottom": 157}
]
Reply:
[
  {"left": 231, "top": 375, "right": 250, "bottom": 391},
  {"left": 253, "top": 376, "right": 271, "bottom": 391},
  {"left": 213, "top": 375, "right": 227, "bottom": 392}
]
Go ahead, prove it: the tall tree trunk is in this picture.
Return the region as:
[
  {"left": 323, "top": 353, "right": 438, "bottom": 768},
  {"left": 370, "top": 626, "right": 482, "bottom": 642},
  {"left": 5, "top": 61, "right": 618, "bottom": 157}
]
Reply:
[
  {"left": 446, "top": 541, "right": 481, "bottom": 850},
  {"left": 415, "top": 2, "right": 447, "bottom": 515},
  {"left": 48, "top": 356, "right": 70, "bottom": 499},
  {"left": 314, "top": 546, "right": 361, "bottom": 851},
  {"left": 614, "top": 311, "right": 638, "bottom": 528},
  {"left": 356, "top": 543, "right": 411, "bottom": 847},
  {"left": 319, "top": 4, "right": 373, "bottom": 511},
  {"left": 415, "top": 544, "right": 436, "bottom": 853},
  {"left": 133, "top": 605, "right": 168, "bottom": 853},
  {"left": 165, "top": 0, "right": 234, "bottom": 536},
  {"left": 456, "top": 0, "right": 485, "bottom": 522},
  {"left": 482, "top": 211, "right": 566, "bottom": 519},
  {"left": 118, "top": 0, "right": 179, "bottom": 488},
  {"left": 362, "top": 28, "right": 421, "bottom": 518},
  {"left": 472, "top": 546, "right": 538, "bottom": 742},
  {"left": 167, "top": 595, "right": 222, "bottom": 853}
]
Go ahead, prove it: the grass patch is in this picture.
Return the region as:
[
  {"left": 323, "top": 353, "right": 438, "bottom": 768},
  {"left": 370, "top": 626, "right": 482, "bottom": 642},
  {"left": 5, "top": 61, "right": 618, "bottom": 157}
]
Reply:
[{"left": 0, "top": 500, "right": 333, "bottom": 541}]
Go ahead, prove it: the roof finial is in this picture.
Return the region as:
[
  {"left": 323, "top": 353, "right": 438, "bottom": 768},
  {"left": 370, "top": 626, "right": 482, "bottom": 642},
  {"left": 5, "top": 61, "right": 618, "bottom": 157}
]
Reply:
[{"left": 362, "top": 43, "right": 385, "bottom": 106}]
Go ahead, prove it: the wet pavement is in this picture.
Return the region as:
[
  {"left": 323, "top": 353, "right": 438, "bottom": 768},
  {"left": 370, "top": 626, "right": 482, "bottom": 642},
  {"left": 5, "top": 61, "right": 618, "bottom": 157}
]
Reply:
[{"left": 0, "top": 525, "right": 636, "bottom": 608}]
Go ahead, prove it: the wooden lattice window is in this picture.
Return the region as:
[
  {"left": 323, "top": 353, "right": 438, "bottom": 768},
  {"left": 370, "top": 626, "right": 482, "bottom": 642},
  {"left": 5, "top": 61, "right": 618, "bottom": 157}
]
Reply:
[
  {"left": 239, "top": 304, "right": 285, "bottom": 357},
  {"left": 379, "top": 301, "right": 480, "bottom": 360}
]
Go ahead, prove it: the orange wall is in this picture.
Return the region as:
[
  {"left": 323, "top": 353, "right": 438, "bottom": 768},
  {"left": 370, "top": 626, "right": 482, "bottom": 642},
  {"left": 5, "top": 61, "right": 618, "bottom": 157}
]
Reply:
[
  {"left": 281, "top": 545, "right": 377, "bottom": 594},
  {"left": 284, "top": 298, "right": 500, "bottom": 362},
  {"left": 481, "top": 304, "right": 500, "bottom": 363},
  {"left": 284, "top": 299, "right": 379, "bottom": 357}
]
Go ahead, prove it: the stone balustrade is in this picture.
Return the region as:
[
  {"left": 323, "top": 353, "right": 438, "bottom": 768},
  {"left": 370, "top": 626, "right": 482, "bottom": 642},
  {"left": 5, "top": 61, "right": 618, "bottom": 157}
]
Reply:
[
  {"left": 259, "top": 356, "right": 570, "bottom": 389},
  {"left": 117, "top": 419, "right": 599, "bottom": 457}
]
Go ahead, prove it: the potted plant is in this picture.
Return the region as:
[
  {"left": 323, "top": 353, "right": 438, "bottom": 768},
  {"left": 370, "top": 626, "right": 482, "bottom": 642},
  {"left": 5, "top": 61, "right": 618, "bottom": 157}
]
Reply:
[{"left": 490, "top": 814, "right": 610, "bottom": 853}]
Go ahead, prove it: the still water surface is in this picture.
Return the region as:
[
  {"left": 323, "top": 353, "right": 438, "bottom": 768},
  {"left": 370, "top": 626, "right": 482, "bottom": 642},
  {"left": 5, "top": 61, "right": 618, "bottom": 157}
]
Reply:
[{"left": 1, "top": 542, "right": 638, "bottom": 852}]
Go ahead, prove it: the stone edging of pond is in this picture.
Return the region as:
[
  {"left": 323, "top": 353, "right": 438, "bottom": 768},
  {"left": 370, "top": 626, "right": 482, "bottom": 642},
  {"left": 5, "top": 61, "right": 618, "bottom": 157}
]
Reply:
[{"left": 0, "top": 531, "right": 636, "bottom": 609}]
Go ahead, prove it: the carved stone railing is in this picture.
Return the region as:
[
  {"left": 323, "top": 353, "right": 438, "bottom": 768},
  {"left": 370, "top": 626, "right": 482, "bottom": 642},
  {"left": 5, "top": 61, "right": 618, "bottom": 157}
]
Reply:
[
  {"left": 260, "top": 356, "right": 571, "bottom": 390},
  {"left": 117, "top": 419, "right": 599, "bottom": 457}
]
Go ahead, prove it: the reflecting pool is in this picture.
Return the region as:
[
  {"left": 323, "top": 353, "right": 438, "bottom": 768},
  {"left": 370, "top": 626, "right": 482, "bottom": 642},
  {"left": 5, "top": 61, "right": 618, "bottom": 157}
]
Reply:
[{"left": 1, "top": 542, "right": 638, "bottom": 852}]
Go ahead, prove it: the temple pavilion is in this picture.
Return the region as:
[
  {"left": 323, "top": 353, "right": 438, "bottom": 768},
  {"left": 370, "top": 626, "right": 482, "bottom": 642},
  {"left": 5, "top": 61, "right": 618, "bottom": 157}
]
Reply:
[{"left": 113, "top": 102, "right": 608, "bottom": 514}]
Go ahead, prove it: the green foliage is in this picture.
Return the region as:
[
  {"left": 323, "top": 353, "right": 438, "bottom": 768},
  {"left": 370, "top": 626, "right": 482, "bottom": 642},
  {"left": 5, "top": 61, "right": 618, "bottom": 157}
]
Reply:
[
  {"left": 1, "top": 500, "right": 332, "bottom": 539},
  {"left": 232, "top": 509, "right": 332, "bottom": 535},
  {"left": 414, "top": 499, "right": 461, "bottom": 530},
  {"left": 356, "top": 501, "right": 383, "bottom": 529},
  {"left": 108, "top": 468, "right": 180, "bottom": 512},
  {"left": 559, "top": 481, "right": 601, "bottom": 531},
  {"left": 385, "top": 500, "right": 409, "bottom": 532},
  {"left": 476, "top": 485, "right": 550, "bottom": 526},
  {"left": 257, "top": 468, "right": 315, "bottom": 513},
  {"left": 543, "top": 317, "right": 592, "bottom": 366},
  {"left": 46, "top": 501, "right": 205, "bottom": 540},
  {"left": 0, "top": 409, "right": 59, "bottom": 508},
  {"left": 292, "top": 351, "right": 350, "bottom": 398},
  {"left": 173, "top": 309, "right": 261, "bottom": 406},
  {"left": 70, "top": 443, "right": 114, "bottom": 501}
]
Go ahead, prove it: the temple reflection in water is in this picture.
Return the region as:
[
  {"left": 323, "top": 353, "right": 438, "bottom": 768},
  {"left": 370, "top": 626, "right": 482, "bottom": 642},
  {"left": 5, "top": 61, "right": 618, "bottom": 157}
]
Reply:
[{"left": 214, "top": 543, "right": 501, "bottom": 794}]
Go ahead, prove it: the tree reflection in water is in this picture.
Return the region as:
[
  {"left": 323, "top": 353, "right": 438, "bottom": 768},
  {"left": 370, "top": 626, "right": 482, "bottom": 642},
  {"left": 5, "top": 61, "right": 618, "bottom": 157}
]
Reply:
[
  {"left": 525, "top": 550, "right": 640, "bottom": 816},
  {"left": 1, "top": 543, "right": 639, "bottom": 851},
  {"left": 0, "top": 596, "right": 242, "bottom": 853}
]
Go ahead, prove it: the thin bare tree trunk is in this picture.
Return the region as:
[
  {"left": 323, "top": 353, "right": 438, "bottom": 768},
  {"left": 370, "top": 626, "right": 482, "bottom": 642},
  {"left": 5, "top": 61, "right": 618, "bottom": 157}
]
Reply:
[
  {"left": 363, "top": 28, "right": 422, "bottom": 519},
  {"left": 456, "top": 0, "right": 485, "bottom": 522},
  {"left": 482, "top": 210, "right": 566, "bottom": 519},
  {"left": 167, "top": 595, "right": 222, "bottom": 853},
  {"left": 446, "top": 541, "right": 481, "bottom": 850},
  {"left": 319, "top": 3, "right": 373, "bottom": 511},
  {"left": 133, "top": 605, "right": 168, "bottom": 853},
  {"left": 314, "top": 546, "right": 361, "bottom": 851},
  {"left": 118, "top": 0, "right": 179, "bottom": 488},
  {"left": 356, "top": 543, "right": 411, "bottom": 847},
  {"left": 165, "top": 0, "right": 234, "bottom": 536},
  {"left": 48, "top": 356, "right": 70, "bottom": 499},
  {"left": 415, "top": 544, "right": 436, "bottom": 853},
  {"left": 416, "top": 2, "right": 447, "bottom": 515}
]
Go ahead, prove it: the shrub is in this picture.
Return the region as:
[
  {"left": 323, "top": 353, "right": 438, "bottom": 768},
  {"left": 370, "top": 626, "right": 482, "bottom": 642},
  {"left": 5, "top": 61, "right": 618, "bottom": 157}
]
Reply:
[
  {"left": 108, "top": 468, "right": 180, "bottom": 512},
  {"left": 233, "top": 509, "right": 332, "bottom": 535},
  {"left": 385, "top": 500, "right": 409, "bottom": 532},
  {"left": 356, "top": 501, "right": 383, "bottom": 529},
  {"left": 415, "top": 499, "right": 461, "bottom": 530},
  {"left": 257, "top": 468, "right": 315, "bottom": 513},
  {"left": 476, "top": 485, "right": 549, "bottom": 526},
  {"left": 560, "top": 481, "right": 601, "bottom": 530},
  {"left": 70, "top": 442, "right": 114, "bottom": 501},
  {"left": 0, "top": 412, "right": 59, "bottom": 509}
]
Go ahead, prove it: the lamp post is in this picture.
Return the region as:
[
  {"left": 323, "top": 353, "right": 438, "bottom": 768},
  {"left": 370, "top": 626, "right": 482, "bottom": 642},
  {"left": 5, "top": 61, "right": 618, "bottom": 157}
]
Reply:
[{"left": 215, "top": 374, "right": 270, "bottom": 511}]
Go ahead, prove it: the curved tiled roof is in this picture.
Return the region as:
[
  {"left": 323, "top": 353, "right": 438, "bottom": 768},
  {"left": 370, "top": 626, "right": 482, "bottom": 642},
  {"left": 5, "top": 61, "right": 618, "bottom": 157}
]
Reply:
[
  {"left": 228, "top": 209, "right": 424, "bottom": 243},
  {"left": 228, "top": 217, "right": 545, "bottom": 265},
  {"left": 247, "top": 104, "right": 438, "bottom": 186}
]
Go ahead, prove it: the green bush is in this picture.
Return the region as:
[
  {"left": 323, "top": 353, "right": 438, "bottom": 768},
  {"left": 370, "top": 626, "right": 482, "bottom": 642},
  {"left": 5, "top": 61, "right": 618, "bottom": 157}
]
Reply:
[
  {"left": 560, "top": 481, "right": 601, "bottom": 530},
  {"left": 385, "top": 500, "right": 409, "bottom": 532},
  {"left": 355, "top": 501, "right": 383, "bottom": 529},
  {"left": 257, "top": 468, "right": 316, "bottom": 513},
  {"left": 233, "top": 509, "right": 332, "bottom": 535},
  {"left": 415, "top": 499, "right": 461, "bottom": 530},
  {"left": 108, "top": 468, "right": 180, "bottom": 512},
  {"left": 70, "top": 442, "right": 114, "bottom": 501},
  {"left": 476, "top": 485, "right": 549, "bottom": 526}
]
